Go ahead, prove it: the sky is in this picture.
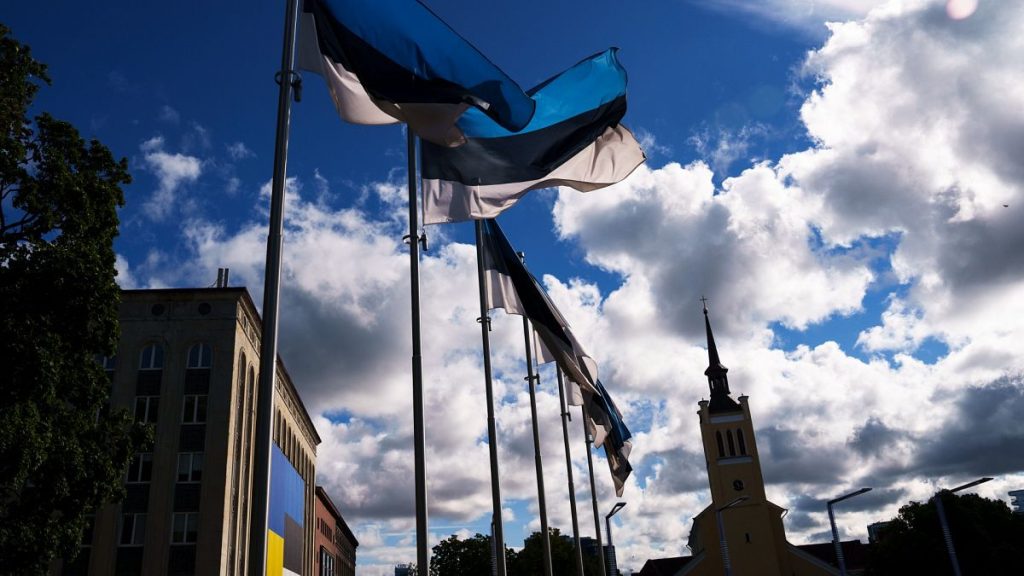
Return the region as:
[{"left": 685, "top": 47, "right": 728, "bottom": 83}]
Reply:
[{"left": 5, "top": 0, "right": 1024, "bottom": 573}]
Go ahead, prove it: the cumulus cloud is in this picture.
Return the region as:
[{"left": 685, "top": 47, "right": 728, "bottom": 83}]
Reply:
[
  {"left": 140, "top": 136, "right": 202, "bottom": 221},
  {"left": 124, "top": 1, "right": 1024, "bottom": 571}
]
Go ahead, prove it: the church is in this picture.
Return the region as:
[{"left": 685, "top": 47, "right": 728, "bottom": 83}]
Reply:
[{"left": 638, "top": 305, "right": 863, "bottom": 576}]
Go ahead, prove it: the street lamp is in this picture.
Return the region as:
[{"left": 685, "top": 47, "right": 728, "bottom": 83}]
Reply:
[
  {"left": 935, "top": 477, "right": 993, "bottom": 576},
  {"left": 716, "top": 495, "right": 749, "bottom": 576},
  {"left": 826, "top": 487, "right": 872, "bottom": 576},
  {"left": 605, "top": 502, "right": 626, "bottom": 576}
]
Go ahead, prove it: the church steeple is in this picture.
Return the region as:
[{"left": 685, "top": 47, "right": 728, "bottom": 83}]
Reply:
[{"left": 701, "top": 298, "right": 739, "bottom": 413}]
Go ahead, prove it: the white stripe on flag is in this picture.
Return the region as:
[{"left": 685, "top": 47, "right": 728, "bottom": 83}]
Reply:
[{"left": 422, "top": 124, "right": 645, "bottom": 224}]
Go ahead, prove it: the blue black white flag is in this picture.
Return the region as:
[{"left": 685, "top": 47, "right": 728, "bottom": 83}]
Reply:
[
  {"left": 479, "top": 218, "right": 633, "bottom": 494},
  {"left": 586, "top": 380, "right": 633, "bottom": 497},
  {"left": 422, "top": 49, "right": 645, "bottom": 224},
  {"left": 297, "top": 0, "right": 535, "bottom": 147}
]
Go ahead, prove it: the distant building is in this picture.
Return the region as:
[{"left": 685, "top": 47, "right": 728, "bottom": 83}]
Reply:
[
  {"left": 394, "top": 564, "right": 415, "bottom": 576},
  {"left": 1010, "top": 490, "right": 1024, "bottom": 515},
  {"left": 867, "top": 521, "right": 893, "bottom": 543},
  {"left": 638, "top": 304, "right": 864, "bottom": 576},
  {"left": 315, "top": 486, "right": 358, "bottom": 576},
  {"left": 52, "top": 286, "right": 321, "bottom": 576}
]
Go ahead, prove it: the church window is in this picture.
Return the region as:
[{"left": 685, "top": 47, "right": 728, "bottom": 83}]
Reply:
[
  {"left": 737, "top": 429, "right": 747, "bottom": 455},
  {"left": 715, "top": 431, "right": 725, "bottom": 458},
  {"left": 726, "top": 430, "right": 736, "bottom": 456}
]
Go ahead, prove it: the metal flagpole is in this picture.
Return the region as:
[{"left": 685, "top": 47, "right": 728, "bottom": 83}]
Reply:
[
  {"left": 517, "top": 281, "right": 553, "bottom": 576},
  {"left": 582, "top": 403, "right": 607, "bottom": 576},
  {"left": 475, "top": 220, "right": 508, "bottom": 576},
  {"left": 557, "top": 368, "right": 585, "bottom": 576},
  {"left": 405, "top": 131, "right": 430, "bottom": 573},
  {"left": 250, "top": 0, "right": 301, "bottom": 574}
]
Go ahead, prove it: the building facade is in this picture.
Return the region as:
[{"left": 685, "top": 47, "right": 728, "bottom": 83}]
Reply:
[
  {"left": 54, "top": 287, "right": 321, "bottom": 576},
  {"left": 314, "top": 486, "right": 358, "bottom": 576}
]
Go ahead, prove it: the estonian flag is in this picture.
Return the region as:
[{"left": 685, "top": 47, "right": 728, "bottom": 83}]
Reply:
[
  {"left": 297, "top": 0, "right": 535, "bottom": 147},
  {"left": 479, "top": 218, "right": 633, "bottom": 495},
  {"left": 421, "top": 49, "right": 645, "bottom": 224}
]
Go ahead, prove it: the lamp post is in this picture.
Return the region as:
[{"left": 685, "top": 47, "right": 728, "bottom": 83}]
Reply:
[
  {"left": 604, "top": 502, "right": 626, "bottom": 576},
  {"left": 935, "top": 477, "right": 993, "bottom": 576},
  {"left": 826, "top": 487, "right": 872, "bottom": 576},
  {"left": 716, "top": 496, "right": 748, "bottom": 576}
]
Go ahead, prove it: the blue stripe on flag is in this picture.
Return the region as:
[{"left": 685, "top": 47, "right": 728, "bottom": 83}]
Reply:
[
  {"left": 455, "top": 49, "right": 627, "bottom": 138},
  {"left": 309, "top": 0, "right": 535, "bottom": 132}
]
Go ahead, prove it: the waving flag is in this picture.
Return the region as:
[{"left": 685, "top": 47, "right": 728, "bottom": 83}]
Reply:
[
  {"left": 422, "top": 49, "right": 645, "bottom": 224},
  {"left": 479, "top": 218, "right": 633, "bottom": 494},
  {"left": 297, "top": 0, "right": 535, "bottom": 146}
]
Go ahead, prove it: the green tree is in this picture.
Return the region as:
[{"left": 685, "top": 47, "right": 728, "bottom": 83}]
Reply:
[
  {"left": 508, "top": 528, "right": 605, "bottom": 576},
  {"left": 0, "top": 24, "right": 145, "bottom": 573},
  {"left": 866, "top": 491, "right": 1024, "bottom": 575},
  {"left": 429, "top": 533, "right": 517, "bottom": 576}
]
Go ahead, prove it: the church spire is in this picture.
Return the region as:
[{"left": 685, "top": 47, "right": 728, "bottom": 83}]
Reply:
[{"left": 701, "top": 298, "right": 739, "bottom": 412}]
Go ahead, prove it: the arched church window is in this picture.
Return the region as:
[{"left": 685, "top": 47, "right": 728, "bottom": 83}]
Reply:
[
  {"left": 716, "top": 431, "right": 725, "bottom": 458},
  {"left": 737, "top": 429, "right": 747, "bottom": 455},
  {"left": 726, "top": 430, "right": 736, "bottom": 456}
]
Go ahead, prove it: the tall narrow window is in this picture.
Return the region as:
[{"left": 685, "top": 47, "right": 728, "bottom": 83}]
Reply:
[
  {"left": 187, "top": 343, "right": 212, "bottom": 369},
  {"left": 139, "top": 344, "right": 164, "bottom": 370},
  {"left": 177, "top": 453, "right": 204, "bottom": 483},
  {"left": 119, "top": 513, "right": 147, "bottom": 546},
  {"left": 715, "top": 431, "right": 725, "bottom": 458},
  {"left": 171, "top": 512, "right": 199, "bottom": 544},
  {"left": 182, "top": 395, "right": 208, "bottom": 423},
  {"left": 126, "top": 453, "right": 153, "bottom": 483},
  {"left": 737, "top": 429, "right": 747, "bottom": 455},
  {"left": 134, "top": 396, "right": 160, "bottom": 423},
  {"left": 726, "top": 429, "right": 736, "bottom": 456}
]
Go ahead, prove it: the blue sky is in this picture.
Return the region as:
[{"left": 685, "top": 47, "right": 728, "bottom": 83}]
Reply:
[{"left": 7, "top": 1, "right": 1024, "bottom": 573}]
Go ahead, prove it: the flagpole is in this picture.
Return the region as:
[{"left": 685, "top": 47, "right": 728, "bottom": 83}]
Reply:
[
  {"left": 475, "top": 219, "right": 508, "bottom": 576},
  {"left": 517, "top": 287, "right": 553, "bottom": 576},
  {"left": 249, "top": 0, "right": 300, "bottom": 574},
  {"left": 406, "top": 130, "right": 430, "bottom": 574},
  {"left": 557, "top": 368, "right": 585, "bottom": 576},
  {"left": 582, "top": 403, "right": 607, "bottom": 576}
]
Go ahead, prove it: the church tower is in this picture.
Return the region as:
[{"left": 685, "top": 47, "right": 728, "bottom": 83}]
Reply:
[
  {"left": 650, "top": 304, "right": 844, "bottom": 575},
  {"left": 697, "top": 301, "right": 769, "bottom": 510}
]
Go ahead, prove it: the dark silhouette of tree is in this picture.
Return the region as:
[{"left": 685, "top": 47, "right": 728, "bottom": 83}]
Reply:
[
  {"left": 429, "top": 533, "right": 513, "bottom": 576},
  {"left": 867, "top": 491, "right": 1024, "bottom": 575},
  {"left": 508, "top": 528, "right": 605, "bottom": 576},
  {"left": 0, "top": 24, "right": 146, "bottom": 574}
]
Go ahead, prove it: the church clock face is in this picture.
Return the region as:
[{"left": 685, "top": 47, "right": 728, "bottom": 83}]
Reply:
[{"left": 733, "top": 479, "right": 745, "bottom": 491}]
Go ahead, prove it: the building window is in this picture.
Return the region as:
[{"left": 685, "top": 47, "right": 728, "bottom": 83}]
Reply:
[
  {"left": 726, "top": 430, "right": 736, "bottom": 456},
  {"left": 119, "top": 513, "right": 146, "bottom": 546},
  {"left": 135, "top": 396, "right": 160, "bottom": 423},
  {"left": 172, "top": 512, "right": 199, "bottom": 544},
  {"left": 97, "top": 355, "right": 117, "bottom": 372},
  {"left": 182, "top": 395, "right": 208, "bottom": 424},
  {"left": 187, "top": 343, "right": 212, "bottom": 369},
  {"left": 737, "top": 429, "right": 747, "bottom": 455},
  {"left": 126, "top": 453, "right": 153, "bottom": 483},
  {"left": 715, "top": 431, "right": 725, "bottom": 458},
  {"left": 139, "top": 344, "right": 164, "bottom": 370},
  {"left": 177, "top": 453, "right": 203, "bottom": 483}
]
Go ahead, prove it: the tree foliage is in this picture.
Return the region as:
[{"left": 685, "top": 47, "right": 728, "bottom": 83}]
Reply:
[
  {"left": 866, "top": 491, "right": 1024, "bottom": 575},
  {"left": 428, "top": 528, "right": 605, "bottom": 576},
  {"left": 0, "top": 24, "right": 146, "bottom": 573}
]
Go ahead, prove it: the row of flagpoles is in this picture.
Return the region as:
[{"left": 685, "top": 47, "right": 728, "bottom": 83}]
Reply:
[{"left": 253, "top": 1, "right": 644, "bottom": 574}]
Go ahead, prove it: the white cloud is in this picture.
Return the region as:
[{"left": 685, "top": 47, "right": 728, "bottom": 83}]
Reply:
[
  {"left": 123, "top": 1, "right": 1024, "bottom": 569},
  {"left": 226, "top": 141, "right": 254, "bottom": 161},
  {"left": 140, "top": 136, "right": 202, "bottom": 221}
]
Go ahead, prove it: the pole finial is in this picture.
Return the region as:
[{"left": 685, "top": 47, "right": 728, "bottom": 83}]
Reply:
[{"left": 700, "top": 295, "right": 709, "bottom": 314}]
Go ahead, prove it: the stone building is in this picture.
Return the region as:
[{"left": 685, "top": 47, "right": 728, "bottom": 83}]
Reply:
[
  {"left": 314, "top": 486, "right": 358, "bottom": 576},
  {"left": 53, "top": 286, "right": 321, "bottom": 576}
]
